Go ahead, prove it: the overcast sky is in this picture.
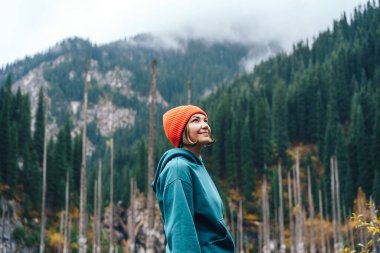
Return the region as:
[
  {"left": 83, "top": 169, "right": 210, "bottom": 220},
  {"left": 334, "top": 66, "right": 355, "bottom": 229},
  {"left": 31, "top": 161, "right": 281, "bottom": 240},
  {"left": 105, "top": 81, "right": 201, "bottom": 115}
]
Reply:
[{"left": 0, "top": 0, "right": 370, "bottom": 68}]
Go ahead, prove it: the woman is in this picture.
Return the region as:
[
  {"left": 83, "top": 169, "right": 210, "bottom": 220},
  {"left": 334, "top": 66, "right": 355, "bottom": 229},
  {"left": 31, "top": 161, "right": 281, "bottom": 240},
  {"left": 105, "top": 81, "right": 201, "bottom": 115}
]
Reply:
[{"left": 152, "top": 105, "right": 235, "bottom": 253}]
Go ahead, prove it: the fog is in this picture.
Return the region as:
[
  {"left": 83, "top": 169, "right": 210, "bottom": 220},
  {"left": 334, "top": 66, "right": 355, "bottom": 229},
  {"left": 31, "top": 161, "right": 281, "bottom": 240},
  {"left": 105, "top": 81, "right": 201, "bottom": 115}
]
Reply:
[{"left": 0, "top": 0, "right": 370, "bottom": 67}]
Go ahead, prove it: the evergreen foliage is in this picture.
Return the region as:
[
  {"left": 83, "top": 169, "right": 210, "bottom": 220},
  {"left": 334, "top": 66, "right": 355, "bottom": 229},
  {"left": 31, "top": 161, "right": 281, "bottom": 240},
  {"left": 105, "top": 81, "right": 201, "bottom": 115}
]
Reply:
[{"left": 33, "top": 88, "right": 45, "bottom": 166}]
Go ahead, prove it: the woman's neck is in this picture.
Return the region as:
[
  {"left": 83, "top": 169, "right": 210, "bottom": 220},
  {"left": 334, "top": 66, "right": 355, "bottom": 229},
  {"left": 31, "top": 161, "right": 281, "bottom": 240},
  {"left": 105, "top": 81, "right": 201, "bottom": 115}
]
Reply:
[{"left": 183, "top": 145, "right": 202, "bottom": 158}]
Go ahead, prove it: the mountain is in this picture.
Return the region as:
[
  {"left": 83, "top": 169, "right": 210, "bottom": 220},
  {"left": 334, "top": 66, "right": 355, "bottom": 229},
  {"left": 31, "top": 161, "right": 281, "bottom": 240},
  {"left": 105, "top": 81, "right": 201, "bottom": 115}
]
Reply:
[
  {"left": 0, "top": 35, "right": 281, "bottom": 143},
  {"left": 201, "top": 0, "right": 380, "bottom": 222}
]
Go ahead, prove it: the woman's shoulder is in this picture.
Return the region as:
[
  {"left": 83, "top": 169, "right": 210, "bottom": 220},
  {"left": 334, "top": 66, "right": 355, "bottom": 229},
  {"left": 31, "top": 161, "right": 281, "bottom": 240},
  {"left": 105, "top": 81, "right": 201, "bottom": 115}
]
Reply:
[{"left": 161, "top": 156, "right": 194, "bottom": 186}]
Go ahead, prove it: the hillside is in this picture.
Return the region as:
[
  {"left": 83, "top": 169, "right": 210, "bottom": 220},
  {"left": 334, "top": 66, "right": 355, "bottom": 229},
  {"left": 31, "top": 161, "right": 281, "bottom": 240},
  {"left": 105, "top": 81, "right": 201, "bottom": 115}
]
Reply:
[{"left": 1, "top": 1, "right": 380, "bottom": 252}]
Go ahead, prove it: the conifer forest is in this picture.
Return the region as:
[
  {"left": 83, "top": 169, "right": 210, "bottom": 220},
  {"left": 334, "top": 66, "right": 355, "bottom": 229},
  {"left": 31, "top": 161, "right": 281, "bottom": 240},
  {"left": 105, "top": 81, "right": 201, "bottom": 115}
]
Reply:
[{"left": 1, "top": 1, "right": 380, "bottom": 252}]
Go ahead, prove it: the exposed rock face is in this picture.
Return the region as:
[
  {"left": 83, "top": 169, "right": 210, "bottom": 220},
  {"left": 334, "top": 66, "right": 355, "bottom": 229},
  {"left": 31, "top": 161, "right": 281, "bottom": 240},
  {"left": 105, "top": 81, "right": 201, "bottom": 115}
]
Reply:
[{"left": 88, "top": 98, "right": 136, "bottom": 137}]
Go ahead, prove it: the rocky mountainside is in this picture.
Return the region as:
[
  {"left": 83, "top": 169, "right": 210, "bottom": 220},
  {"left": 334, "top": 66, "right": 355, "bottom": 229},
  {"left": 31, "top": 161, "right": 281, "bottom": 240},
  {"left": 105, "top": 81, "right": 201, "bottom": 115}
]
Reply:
[{"left": 0, "top": 35, "right": 281, "bottom": 147}]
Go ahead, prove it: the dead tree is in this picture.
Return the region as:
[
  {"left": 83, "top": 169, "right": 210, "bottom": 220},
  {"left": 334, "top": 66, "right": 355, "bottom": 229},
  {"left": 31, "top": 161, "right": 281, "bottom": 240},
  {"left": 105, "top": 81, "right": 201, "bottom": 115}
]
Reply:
[
  {"left": 1, "top": 197, "right": 5, "bottom": 251},
  {"left": 318, "top": 190, "right": 326, "bottom": 253},
  {"left": 63, "top": 172, "right": 70, "bottom": 253},
  {"left": 128, "top": 178, "right": 136, "bottom": 253},
  {"left": 68, "top": 215, "right": 72, "bottom": 251},
  {"left": 238, "top": 200, "right": 243, "bottom": 253},
  {"left": 146, "top": 59, "right": 157, "bottom": 253},
  {"left": 258, "top": 223, "right": 263, "bottom": 253},
  {"left": 79, "top": 71, "right": 90, "bottom": 253},
  {"left": 229, "top": 203, "right": 235, "bottom": 244},
  {"left": 93, "top": 180, "right": 98, "bottom": 253},
  {"left": 39, "top": 90, "right": 48, "bottom": 253},
  {"left": 331, "top": 156, "right": 337, "bottom": 252},
  {"left": 58, "top": 212, "right": 64, "bottom": 253},
  {"left": 307, "top": 167, "right": 316, "bottom": 253},
  {"left": 333, "top": 156, "right": 343, "bottom": 246},
  {"left": 278, "top": 164, "right": 285, "bottom": 253},
  {"left": 261, "top": 177, "right": 270, "bottom": 253},
  {"left": 187, "top": 80, "right": 191, "bottom": 104},
  {"left": 109, "top": 138, "right": 114, "bottom": 253},
  {"left": 97, "top": 159, "right": 102, "bottom": 253},
  {"left": 294, "top": 150, "right": 304, "bottom": 253},
  {"left": 323, "top": 184, "right": 332, "bottom": 253},
  {"left": 287, "top": 172, "right": 295, "bottom": 253}
]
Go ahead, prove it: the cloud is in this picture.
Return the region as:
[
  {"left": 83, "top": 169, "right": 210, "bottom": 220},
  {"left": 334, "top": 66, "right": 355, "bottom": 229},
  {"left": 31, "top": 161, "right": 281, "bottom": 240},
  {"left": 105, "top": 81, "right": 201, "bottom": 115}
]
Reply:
[{"left": 0, "top": 0, "right": 370, "bottom": 67}]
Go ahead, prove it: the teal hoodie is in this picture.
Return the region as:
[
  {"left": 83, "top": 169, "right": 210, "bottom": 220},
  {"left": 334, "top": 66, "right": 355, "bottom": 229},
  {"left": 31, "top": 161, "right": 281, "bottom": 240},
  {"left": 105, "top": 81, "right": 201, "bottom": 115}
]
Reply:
[{"left": 152, "top": 148, "right": 235, "bottom": 253}]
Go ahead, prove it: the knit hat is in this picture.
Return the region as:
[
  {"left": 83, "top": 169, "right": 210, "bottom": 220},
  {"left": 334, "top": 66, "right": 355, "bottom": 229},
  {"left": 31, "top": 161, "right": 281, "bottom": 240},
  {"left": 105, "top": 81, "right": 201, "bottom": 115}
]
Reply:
[{"left": 163, "top": 105, "right": 207, "bottom": 148}]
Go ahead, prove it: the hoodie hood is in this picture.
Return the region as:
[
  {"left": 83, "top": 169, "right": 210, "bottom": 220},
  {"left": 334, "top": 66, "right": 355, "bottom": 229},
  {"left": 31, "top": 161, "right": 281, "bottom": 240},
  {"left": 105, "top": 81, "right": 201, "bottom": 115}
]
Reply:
[{"left": 152, "top": 148, "right": 202, "bottom": 193}]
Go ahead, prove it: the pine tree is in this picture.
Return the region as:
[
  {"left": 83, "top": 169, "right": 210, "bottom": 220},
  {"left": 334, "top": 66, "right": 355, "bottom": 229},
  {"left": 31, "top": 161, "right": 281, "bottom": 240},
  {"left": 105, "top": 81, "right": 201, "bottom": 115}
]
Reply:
[
  {"left": 371, "top": 92, "right": 380, "bottom": 205},
  {"left": 72, "top": 134, "right": 82, "bottom": 197},
  {"left": 348, "top": 93, "right": 360, "bottom": 194},
  {"left": 7, "top": 122, "right": 18, "bottom": 197},
  {"left": 211, "top": 98, "right": 228, "bottom": 180},
  {"left": 34, "top": 88, "right": 45, "bottom": 166},
  {"left": 253, "top": 93, "right": 272, "bottom": 170},
  {"left": 355, "top": 104, "right": 372, "bottom": 195},
  {"left": 19, "top": 94, "right": 31, "bottom": 156},
  {"left": 272, "top": 79, "right": 289, "bottom": 164},
  {"left": 0, "top": 76, "right": 12, "bottom": 184},
  {"left": 322, "top": 95, "right": 339, "bottom": 216},
  {"left": 240, "top": 116, "right": 254, "bottom": 200},
  {"left": 25, "top": 149, "right": 41, "bottom": 210},
  {"left": 0, "top": 88, "right": 11, "bottom": 184},
  {"left": 335, "top": 124, "right": 350, "bottom": 209}
]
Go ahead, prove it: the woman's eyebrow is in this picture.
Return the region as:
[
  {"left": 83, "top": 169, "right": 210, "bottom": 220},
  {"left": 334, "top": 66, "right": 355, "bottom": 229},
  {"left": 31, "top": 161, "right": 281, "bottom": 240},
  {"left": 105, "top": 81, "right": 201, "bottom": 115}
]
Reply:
[{"left": 191, "top": 115, "right": 207, "bottom": 120}]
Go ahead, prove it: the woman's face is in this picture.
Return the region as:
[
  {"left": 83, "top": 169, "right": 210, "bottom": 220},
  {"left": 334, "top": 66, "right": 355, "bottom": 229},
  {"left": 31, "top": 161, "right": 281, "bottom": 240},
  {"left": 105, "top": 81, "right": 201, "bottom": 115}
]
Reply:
[{"left": 186, "top": 113, "right": 212, "bottom": 145}]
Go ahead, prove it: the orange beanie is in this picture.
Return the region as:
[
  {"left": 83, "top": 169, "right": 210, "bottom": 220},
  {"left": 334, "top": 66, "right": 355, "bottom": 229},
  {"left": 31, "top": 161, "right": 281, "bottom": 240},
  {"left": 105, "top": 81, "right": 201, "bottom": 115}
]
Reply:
[{"left": 163, "top": 105, "right": 207, "bottom": 148}]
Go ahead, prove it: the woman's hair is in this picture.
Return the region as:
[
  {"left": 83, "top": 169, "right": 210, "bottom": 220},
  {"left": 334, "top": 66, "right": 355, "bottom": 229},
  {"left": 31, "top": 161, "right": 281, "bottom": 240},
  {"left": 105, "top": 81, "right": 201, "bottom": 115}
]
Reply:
[{"left": 180, "top": 122, "right": 215, "bottom": 147}]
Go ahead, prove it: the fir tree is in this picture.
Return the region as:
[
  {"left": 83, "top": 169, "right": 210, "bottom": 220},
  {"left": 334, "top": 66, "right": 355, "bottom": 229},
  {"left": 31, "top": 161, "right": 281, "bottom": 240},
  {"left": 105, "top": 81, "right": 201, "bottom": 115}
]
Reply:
[
  {"left": 272, "top": 79, "right": 289, "bottom": 164},
  {"left": 253, "top": 93, "right": 272, "bottom": 170},
  {"left": 34, "top": 88, "right": 45, "bottom": 166},
  {"left": 372, "top": 93, "right": 380, "bottom": 205},
  {"left": 241, "top": 116, "right": 254, "bottom": 200}
]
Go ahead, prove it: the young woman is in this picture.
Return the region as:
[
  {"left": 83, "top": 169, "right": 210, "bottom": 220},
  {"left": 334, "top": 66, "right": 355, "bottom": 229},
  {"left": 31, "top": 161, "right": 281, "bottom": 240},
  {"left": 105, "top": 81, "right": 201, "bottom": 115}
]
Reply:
[{"left": 152, "top": 105, "right": 235, "bottom": 253}]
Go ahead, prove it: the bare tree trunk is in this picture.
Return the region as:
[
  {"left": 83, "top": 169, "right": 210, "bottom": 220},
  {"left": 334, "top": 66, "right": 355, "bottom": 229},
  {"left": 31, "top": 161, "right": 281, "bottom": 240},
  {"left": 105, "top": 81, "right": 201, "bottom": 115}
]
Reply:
[
  {"left": 262, "top": 177, "right": 270, "bottom": 253},
  {"left": 258, "top": 223, "right": 263, "bottom": 253},
  {"left": 287, "top": 172, "right": 295, "bottom": 253},
  {"left": 58, "top": 212, "right": 64, "bottom": 253},
  {"left": 236, "top": 209, "right": 239, "bottom": 253},
  {"left": 128, "top": 178, "right": 136, "bottom": 253},
  {"left": 370, "top": 200, "right": 379, "bottom": 252},
  {"left": 333, "top": 157, "right": 343, "bottom": 249},
  {"left": 109, "top": 138, "right": 114, "bottom": 253},
  {"left": 330, "top": 157, "right": 338, "bottom": 252},
  {"left": 319, "top": 190, "right": 326, "bottom": 253},
  {"left": 79, "top": 71, "right": 90, "bottom": 253},
  {"left": 363, "top": 201, "right": 368, "bottom": 249},
  {"left": 229, "top": 203, "right": 235, "bottom": 244},
  {"left": 39, "top": 92, "right": 48, "bottom": 253},
  {"left": 307, "top": 167, "right": 316, "bottom": 253},
  {"left": 68, "top": 215, "right": 72, "bottom": 252},
  {"left": 346, "top": 208, "right": 354, "bottom": 250},
  {"left": 97, "top": 159, "right": 102, "bottom": 253},
  {"left": 278, "top": 164, "right": 285, "bottom": 253},
  {"left": 1, "top": 198, "right": 5, "bottom": 251},
  {"left": 295, "top": 150, "right": 304, "bottom": 253},
  {"left": 63, "top": 172, "right": 70, "bottom": 253},
  {"left": 187, "top": 80, "right": 191, "bottom": 104},
  {"left": 238, "top": 200, "right": 243, "bottom": 253},
  {"left": 323, "top": 184, "right": 331, "bottom": 253},
  {"left": 93, "top": 180, "right": 98, "bottom": 253},
  {"left": 146, "top": 59, "right": 157, "bottom": 253}
]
